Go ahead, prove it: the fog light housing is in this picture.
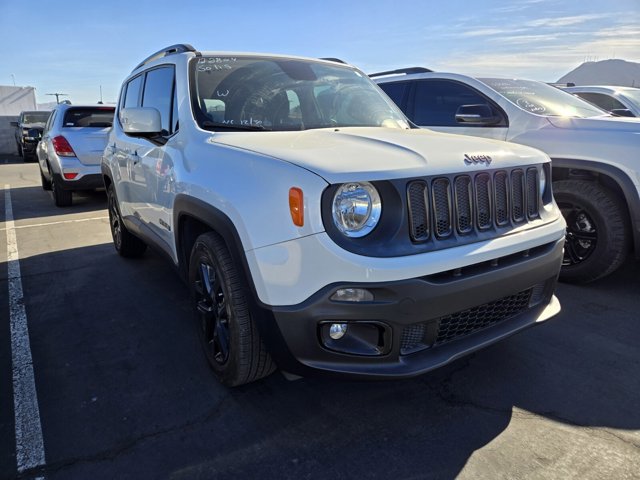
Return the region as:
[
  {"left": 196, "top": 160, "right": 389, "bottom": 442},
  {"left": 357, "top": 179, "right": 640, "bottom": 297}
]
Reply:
[
  {"left": 319, "top": 321, "right": 391, "bottom": 356},
  {"left": 329, "top": 323, "right": 348, "bottom": 339},
  {"left": 330, "top": 288, "right": 374, "bottom": 303}
]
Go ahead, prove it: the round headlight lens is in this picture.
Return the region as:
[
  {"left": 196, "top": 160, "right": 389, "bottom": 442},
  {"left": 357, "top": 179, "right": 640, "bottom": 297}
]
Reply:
[
  {"left": 332, "top": 182, "right": 382, "bottom": 237},
  {"left": 539, "top": 167, "right": 547, "bottom": 197}
]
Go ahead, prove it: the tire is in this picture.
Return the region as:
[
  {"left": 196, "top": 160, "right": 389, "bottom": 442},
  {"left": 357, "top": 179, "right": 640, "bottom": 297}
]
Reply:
[
  {"left": 189, "top": 232, "right": 275, "bottom": 386},
  {"left": 107, "top": 184, "right": 147, "bottom": 257},
  {"left": 40, "top": 170, "right": 52, "bottom": 191},
  {"left": 554, "top": 179, "right": 630, "bottom": 283},
  {"left": 51, "top": 175, "right": 73, "bottom": 207}
]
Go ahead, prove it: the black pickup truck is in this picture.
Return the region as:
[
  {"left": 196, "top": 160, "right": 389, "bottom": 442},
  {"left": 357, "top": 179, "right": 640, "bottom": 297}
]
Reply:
[{"left": 11, "top": 110, "right": 51, "bottom": 161}]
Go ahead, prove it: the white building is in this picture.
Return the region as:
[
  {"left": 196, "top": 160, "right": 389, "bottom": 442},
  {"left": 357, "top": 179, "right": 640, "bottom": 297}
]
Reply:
[{"left": 0, "top": 85, "right": 38, "bottom": 154}]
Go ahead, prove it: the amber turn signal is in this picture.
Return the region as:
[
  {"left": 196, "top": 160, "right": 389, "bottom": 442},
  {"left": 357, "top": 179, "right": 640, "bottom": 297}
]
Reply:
[{"left": 289, "top": 187, "right": 304, "bottom": 227}]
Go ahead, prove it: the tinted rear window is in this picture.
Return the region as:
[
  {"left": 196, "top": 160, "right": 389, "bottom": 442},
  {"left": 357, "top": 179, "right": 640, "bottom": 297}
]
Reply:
[{"left": 62, "top": 107, "right": 115, "bottom": 127}]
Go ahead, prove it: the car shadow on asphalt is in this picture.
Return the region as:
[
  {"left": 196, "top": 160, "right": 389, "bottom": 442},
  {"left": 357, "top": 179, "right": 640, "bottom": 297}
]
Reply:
[
  {"left": 0, "top": 244, "right": 638, "bottom": 479},
  {"left": 5, "top": 185, "right": 107, "bottom": 222}
]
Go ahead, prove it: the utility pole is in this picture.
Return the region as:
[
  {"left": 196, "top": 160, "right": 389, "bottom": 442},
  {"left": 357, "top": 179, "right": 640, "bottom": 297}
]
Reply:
[
  {"left": 98, "top": 85, "right": 103, "bottom": 104},
  {"left": 47, "top": 93, "right": 68, "bottom": 104},
  {"left": 10, "top": 74, "right": 16, "bottom": 86}
]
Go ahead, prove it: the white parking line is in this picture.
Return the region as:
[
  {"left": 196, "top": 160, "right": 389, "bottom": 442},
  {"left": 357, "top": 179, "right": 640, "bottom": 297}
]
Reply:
[
  {"left": 4, "top": 184, "right": 47, "bottom": 475},
  {"left": 0, "top": 215, "right": 108, "bottom": 232}
]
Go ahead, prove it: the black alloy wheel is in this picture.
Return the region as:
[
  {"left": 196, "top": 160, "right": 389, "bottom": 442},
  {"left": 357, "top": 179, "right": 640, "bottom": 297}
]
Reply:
[
  {"left": 561, "top": 204, "right": 597, "bottom": 266},
  {"left": 189, "top": 232, "right": 274, "bottom": 386},
  {"left": 107, "top": 184, "right": 146, "bottom": 257},
  {"left": 194, "top": 260, "right": 231, "bottom": 365}
]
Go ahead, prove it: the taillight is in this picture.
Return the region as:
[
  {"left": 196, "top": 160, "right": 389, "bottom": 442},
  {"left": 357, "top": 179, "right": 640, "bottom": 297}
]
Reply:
[{"left": 52, "top": 135, "right": 76, "bottom": 157}]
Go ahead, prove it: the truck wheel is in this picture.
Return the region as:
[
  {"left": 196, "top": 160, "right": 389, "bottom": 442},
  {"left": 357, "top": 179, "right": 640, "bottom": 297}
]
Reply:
[
  {"left": 40, "top": 171, "right": 52, "bottom": 191},
  {"left": 107, "top": 184, "right": 147, "bottom": 257},
  {"left": 51, "top": 176, "right": 73, "bottom": 207},
  {"left": 554, "top": 180, "right": 630, "bottom": 283},
  {"left": 189, "top": 232, "right": 275, "bottom": 386}
]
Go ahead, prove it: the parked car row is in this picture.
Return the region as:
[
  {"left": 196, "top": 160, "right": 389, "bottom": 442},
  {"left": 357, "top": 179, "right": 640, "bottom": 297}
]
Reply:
[{"left": 24, "top": 44, "right": 640, "bottom": 387}]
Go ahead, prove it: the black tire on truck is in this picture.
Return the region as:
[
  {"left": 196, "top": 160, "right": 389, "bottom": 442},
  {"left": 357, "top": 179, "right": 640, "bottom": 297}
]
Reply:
[
  {"left": 189, "top": 232, "right": 275, "bottom": 386},
  {"left": 554, "top": 179, "right": 630, "bottom": 283}
]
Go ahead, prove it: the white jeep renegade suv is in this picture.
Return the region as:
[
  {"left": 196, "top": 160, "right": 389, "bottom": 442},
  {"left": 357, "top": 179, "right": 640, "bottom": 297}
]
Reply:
[{"left": 103, "top": 45, "right": 565, "bottom": 386}]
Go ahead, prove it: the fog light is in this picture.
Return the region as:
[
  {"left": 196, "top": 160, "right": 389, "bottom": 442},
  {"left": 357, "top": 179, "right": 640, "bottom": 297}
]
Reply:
[
  {"left": 329, "top": 323, "right": 348, "bottom": 340},
  {"left": 330, "top": 288, "right": 374, "bottom": 303}
]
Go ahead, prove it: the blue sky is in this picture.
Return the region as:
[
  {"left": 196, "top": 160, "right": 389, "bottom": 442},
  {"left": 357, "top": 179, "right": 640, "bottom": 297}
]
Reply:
[{"left": 1, "top": 0, "right": 638, "bottom": 105}]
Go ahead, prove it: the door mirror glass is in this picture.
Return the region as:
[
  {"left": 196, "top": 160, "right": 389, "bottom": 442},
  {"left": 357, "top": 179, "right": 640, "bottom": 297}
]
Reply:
[{"left": 455, "top": 104, "right": 501, "bottom": 125}]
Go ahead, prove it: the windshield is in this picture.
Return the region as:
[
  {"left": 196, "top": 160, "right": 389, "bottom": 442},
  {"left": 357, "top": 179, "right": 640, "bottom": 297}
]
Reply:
[
  {"left": 22, "top": 112, "right": 50, "bottom": 124},
  {"left": 480, "top": 78, "right": 606, "bottom": 118},
  {"left": 191, "top": 56, "right": 410, "bottom": 131}
]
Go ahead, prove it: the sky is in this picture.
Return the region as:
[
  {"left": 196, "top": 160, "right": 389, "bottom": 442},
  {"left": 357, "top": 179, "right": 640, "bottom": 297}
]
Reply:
[{"left": 1, "top": 0, "right": 639, "bottom": 105}]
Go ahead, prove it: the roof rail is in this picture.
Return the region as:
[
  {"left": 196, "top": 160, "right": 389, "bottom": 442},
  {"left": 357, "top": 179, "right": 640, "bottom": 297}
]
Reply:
[
  {"left": 133, "top": 44, "right": 198, "bottom": 72},
  {"left": 369, "top": 67, "right": 432, "bottom": 78},
  {"left": 320, "top": 57, "right": 347, "bottom": 64}
]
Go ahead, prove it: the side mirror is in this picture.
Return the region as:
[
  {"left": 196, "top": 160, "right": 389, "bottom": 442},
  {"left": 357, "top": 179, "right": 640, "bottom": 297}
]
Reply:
[
  {"left": 10, "top": 121, "right": 19, "bottom": 127},
  {"left": 27, "top": 128, "right": 42, "bottom": 140},
  {"left": 121, "top": 107, "right": 162, "bottom": 135},
  {"left": 610, "top": 108, "right": 635, "bottom": 118},
  {"left": 455, "top": 104, "right": 501, "bottom": 125}
]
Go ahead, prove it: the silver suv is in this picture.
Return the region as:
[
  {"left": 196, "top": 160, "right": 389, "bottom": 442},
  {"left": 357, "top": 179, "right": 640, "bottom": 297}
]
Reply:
[{"left": 36, "top": 104, "right": 115, "bottom": 206}]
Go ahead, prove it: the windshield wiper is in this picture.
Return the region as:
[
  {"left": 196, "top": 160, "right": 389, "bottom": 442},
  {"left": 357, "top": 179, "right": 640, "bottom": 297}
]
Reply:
[{"left": 202, "top": 121, "right": 271, "bottom": 131}]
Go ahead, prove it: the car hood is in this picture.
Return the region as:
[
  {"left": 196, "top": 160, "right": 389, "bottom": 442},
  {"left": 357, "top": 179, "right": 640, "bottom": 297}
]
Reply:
[
  {"left": 209, "top": 127, "right": 546, "bottom": 183},
  {"left": 20, "top": 123, "right": 45, "bottom": 129},
  {"left": 546, "top": 115, "right": 640, "bottom": 132}
]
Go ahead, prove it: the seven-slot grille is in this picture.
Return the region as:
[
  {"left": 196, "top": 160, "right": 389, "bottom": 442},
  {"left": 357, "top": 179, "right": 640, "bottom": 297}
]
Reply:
[{"left": 407, "top": 167, "right": 541, "bottom": 242}]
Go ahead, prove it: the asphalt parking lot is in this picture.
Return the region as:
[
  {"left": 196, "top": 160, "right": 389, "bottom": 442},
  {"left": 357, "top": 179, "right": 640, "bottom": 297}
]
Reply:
[{"left": 1, "top": 155, "right": 639, "bottom": 479}]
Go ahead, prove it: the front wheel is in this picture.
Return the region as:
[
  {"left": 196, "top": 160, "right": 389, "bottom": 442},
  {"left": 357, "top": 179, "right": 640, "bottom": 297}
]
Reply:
[
  {"left": 554, "top": 179, "right": 630, "bottom": 283},
  {"left": 189, "top": 232, "right": 275, "bottom": 386}
]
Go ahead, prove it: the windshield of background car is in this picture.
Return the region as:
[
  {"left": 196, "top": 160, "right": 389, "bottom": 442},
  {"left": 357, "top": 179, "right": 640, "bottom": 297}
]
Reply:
[
  {"left": 22, "top": 112, "right": 50, "bottom": 124},
  {"left": 62, "top": 107, "right": 115, "bottom": 127},
  {"left": 191, "top": 56, "right": 410, "bottom": 131},
  {"left": 480, "top": 78, "right": 607, "bottom": 118}
]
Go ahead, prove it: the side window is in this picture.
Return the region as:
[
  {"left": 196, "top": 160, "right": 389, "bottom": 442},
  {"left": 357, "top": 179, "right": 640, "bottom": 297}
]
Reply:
[
  {"left": 412, "top": 80, "right": 502, "bottom": 127},
  {"left": 379, "top": 81, "right": 409, "bottom": 109},
  {"left": 575, "top": 92, "right": 625, "bottom": 112},
  {"left": 142, "top": 66, "right": 175, "bottom": 134},
  {"left": 44, "top": 110, "right": 56, "bottom": 133},
  {"left": 172, "top": 85, "right": 179, "bottom": 132},
  {"left": 120, "top": 75, "right": 144, "bottom": 123}
]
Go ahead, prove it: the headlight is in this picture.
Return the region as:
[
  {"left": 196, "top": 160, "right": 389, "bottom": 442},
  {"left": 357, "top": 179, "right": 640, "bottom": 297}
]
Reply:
[
  {"left": 539, "top": 166, "right": 547, "bottom": 197},
  {"left": 332, "top": 182, "right": 381, "bottom": 237}
]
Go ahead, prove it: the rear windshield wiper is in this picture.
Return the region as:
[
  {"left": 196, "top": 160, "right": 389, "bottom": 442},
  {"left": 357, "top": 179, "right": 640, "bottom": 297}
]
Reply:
[{"left": 202, "top": 121, "right": 271, "bottom": 131}]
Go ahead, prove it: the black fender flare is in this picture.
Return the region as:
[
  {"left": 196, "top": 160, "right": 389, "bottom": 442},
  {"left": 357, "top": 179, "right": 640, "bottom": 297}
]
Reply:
[
  {"left": 552, "top": 158, "right": 640, "bottom": 256},
  {"left": 172, "top": 194, "right": 300, "bottom": 369}
]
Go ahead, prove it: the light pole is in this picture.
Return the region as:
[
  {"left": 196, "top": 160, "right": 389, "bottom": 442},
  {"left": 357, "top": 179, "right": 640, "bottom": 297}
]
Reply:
[{"left": 47, "top": 93, "right": 68, "bottom": 104}]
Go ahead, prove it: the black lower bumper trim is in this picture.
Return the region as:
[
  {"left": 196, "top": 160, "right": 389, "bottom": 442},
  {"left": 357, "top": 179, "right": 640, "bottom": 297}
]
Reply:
[{"left": 264, "top": 237, "right": 564, "bottom": 379}]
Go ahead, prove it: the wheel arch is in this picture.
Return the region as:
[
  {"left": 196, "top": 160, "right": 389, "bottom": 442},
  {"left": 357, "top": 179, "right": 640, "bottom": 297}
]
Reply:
[
  {"left": 552, "top": 158, "right": 640, "bottom": 258},
  {"left": 173, "top": 194, "right": 297, "bottom": 368}
]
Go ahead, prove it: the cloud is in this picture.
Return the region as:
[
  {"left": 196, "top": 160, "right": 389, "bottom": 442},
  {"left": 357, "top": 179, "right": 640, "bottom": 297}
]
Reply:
[{"left": 524, "top": 14, "right": 611, "bottom": 28}]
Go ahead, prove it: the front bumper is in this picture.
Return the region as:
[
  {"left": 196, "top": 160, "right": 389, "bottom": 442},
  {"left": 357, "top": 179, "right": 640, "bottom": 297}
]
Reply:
[{"left": 264, "top": 237, "right": 563, "bottom": 379}]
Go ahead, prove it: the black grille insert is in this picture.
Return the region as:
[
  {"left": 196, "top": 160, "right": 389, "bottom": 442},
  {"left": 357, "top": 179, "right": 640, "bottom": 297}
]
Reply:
[
  {"left": 407, "top": 166, "right": 542, "bottom": 244},
  {"left": 400, "top": 288, "right": 534, "bottom": 354}
]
